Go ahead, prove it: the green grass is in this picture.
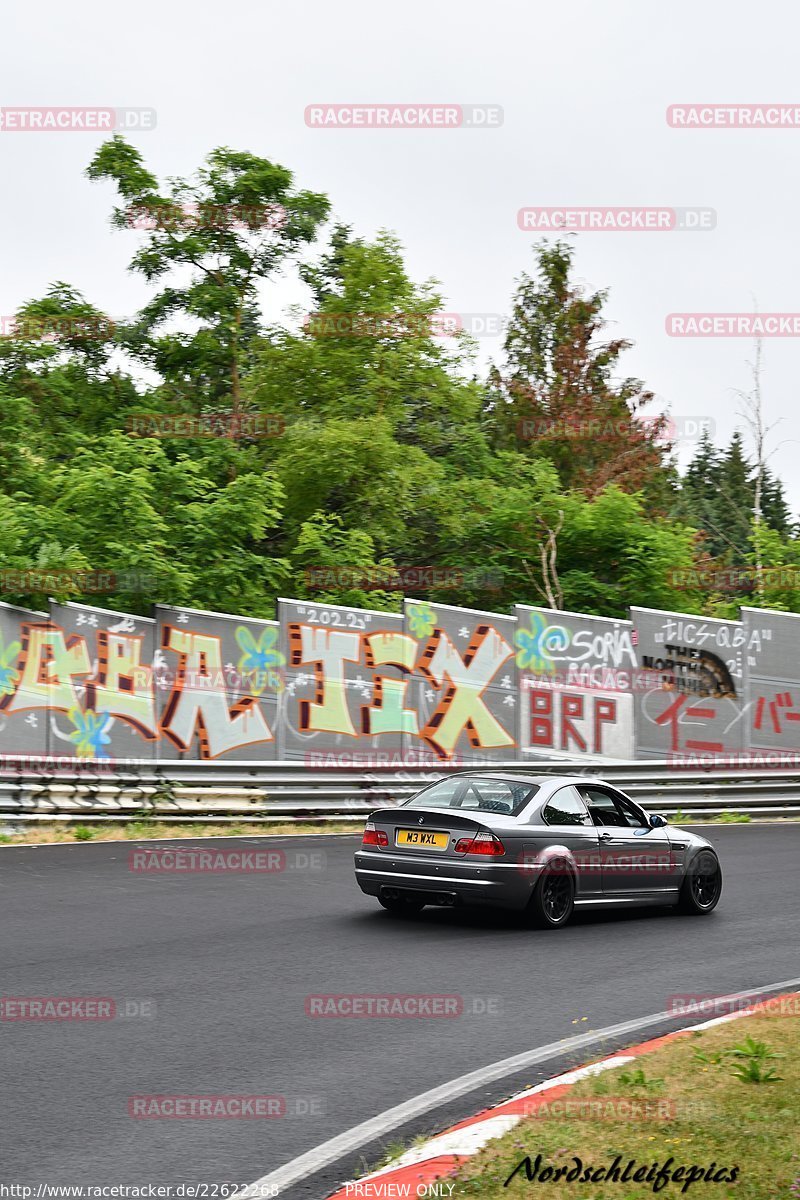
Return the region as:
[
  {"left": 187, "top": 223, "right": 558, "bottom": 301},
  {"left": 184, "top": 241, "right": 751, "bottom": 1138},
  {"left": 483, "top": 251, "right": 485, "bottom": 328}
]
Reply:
[
  {"left": 0, "top": 820, "right": 361, "bottom": 845},
  {"left": 362, "top": 1132, "right": 439, "bottom": 1177},
  {"left": 668, "top": 811, "right": 754, "bottom": 825},
  {"left": 450, "top": 1011, "right": 799, "bottom": 1198}
]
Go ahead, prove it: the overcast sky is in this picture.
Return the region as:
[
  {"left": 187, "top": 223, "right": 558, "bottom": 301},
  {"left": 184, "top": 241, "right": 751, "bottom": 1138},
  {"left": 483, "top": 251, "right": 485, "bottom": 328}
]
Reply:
[{"left": 3, "top": 0, "right": 800, "bottom": 508}]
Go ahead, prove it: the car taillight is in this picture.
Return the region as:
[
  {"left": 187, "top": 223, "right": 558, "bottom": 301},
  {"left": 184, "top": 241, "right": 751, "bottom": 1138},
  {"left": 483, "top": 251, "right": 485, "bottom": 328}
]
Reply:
[
  {"left": 455, "top": 832, "right": 505, "bottom": 856},
  {"left": 362, "top": 822, "right": 388, "bottom": 848}
]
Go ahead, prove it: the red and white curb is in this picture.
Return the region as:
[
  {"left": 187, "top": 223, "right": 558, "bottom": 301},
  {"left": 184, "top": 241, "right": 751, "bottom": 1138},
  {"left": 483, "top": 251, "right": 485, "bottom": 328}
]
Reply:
[{"left": 326, "top": 991, "right": 799, "bottom": 1199}]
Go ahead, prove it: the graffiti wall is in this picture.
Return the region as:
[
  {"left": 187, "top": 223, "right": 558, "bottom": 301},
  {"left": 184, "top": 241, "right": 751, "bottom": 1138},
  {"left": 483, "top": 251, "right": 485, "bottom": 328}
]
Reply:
[
  {"left": 631, "top": 607, "right": 746, "bottom": 760},
  {"left": 0, "top": 600, "right": 49, "bottom": 757},
  {"left": 0, "top": 594, "right": 798, "bottom": 763},
  {"left": 155, "top": 605, "right": 280, "bottom": 761},
  {"left": 277, "top": 598, "right": 407, "bottom": 763},
  {"left": 513, "top": 606, "right": 635, "bottom": 760},
  {"left": 742, "top": 606, "right": 800, "bottom": 755},
  {"left": 47, "top": 601, "right": 159, "bottom": 761},
  {"left": 403, "top": 600, "right": 517, "bottom": 763}
]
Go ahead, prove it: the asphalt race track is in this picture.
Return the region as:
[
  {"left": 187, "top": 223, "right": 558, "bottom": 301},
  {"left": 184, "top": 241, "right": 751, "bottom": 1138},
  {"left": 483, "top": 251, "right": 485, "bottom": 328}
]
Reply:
[{"left": 1, "top": 826, "right": 798, "bottom": 1195}]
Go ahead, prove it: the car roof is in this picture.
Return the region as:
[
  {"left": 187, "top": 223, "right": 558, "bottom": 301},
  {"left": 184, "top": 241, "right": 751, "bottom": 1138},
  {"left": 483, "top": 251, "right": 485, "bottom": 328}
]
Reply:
[{"left": 446, "top": 771, "right": 607, "bottom": 787}]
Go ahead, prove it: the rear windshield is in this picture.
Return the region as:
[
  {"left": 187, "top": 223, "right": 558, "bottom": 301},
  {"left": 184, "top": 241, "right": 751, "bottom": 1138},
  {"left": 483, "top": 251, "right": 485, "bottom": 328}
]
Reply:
[{"left": 404, "top": 776, "right": 539, "bottom": 817}]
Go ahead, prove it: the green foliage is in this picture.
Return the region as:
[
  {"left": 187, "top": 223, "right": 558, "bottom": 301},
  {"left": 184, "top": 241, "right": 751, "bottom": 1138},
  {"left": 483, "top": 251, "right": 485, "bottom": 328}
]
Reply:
[
  {"left": 729, "top": 1041, "right": 786, "bottom": 1089},
  {"left": 730, "top": 1035, "right": 784, "bottom": 1062},
  {"left": 694, "top": 1035, "right": 784, "bottom": 1083},
  {"left": 484, "top": 240, "right": 672, "bottom": 507},
  {"left": 676, "top": 429, "right": 793, "bottom": 565},
  {"left": 693, "top": 1047, "right": 730, "bottom": 1065},
  {"left": 0, "top": 141, "right": 797, "bottom": 622},
  {"left": 617, "top": 1068, "right": 664, "bottom": 1092}
]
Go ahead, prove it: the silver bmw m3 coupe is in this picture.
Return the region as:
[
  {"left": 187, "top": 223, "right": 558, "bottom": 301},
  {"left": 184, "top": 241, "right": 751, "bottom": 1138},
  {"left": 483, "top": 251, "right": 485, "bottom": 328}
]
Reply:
[{"left": 354, "top": 772, "right": 722, "bottom": 928}]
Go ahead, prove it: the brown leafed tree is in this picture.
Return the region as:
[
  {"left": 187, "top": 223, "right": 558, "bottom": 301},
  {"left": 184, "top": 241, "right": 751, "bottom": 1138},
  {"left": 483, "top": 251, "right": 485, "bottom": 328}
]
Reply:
[{"left": 485, "top": 240, "right": 673, "bottom": 504}]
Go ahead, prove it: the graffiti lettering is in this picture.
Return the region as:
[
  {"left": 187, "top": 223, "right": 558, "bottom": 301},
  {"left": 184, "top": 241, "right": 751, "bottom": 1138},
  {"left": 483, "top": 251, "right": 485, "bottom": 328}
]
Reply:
[
  {"left": 160, "top": 627, "right": 273, "bottom": 758},
  {"left": 361, "top": 631, "right": 418, "bottom": 736},
  {"left": 417, "top": 626, "right": 514, "bottom": 758},
  {"left": 289, "top": 624, "right": 361, "bottom": 736}
]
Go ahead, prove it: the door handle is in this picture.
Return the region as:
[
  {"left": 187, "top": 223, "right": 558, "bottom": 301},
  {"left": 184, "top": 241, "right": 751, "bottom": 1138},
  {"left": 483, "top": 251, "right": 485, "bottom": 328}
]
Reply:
[{"left": 599, "top": 831, "right": 613, "bottom": 842}]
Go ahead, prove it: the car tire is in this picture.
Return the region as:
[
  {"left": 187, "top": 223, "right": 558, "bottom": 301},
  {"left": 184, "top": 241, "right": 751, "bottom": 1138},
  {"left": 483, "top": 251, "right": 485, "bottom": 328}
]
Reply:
[
  {"left": 378, "top": 895, "right": 425, "bottom": 916},
  {"left": 677, "top": 850, "right": 722, "bottom": 915},
  {"left": 525, "top": 863, "right": 575, "bottom": 929}
]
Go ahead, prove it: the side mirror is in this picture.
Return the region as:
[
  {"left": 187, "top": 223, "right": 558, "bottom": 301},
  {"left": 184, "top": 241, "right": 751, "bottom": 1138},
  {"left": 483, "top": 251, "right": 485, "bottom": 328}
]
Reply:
[{"left": 649, "top": 813, "right": 668, "bottom": 828}]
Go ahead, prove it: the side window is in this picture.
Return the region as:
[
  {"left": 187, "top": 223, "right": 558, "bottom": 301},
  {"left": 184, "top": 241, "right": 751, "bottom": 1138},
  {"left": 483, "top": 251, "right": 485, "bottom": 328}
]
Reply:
[
  {"left": 615, "top": 795, "right": 649, "bottom": 829},
  {"left": 581, "top": 787, "right": 647, "bottom": 829},
  {"left": 542, "top": 785, "right": 591, "bottom": 827}
]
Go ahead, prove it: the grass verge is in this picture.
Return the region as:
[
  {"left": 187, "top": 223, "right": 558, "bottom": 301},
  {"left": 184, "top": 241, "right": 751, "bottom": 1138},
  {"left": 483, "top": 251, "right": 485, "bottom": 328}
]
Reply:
[
  {"left": 0, "top": 820, "right": 361, "bottom": 845},
  {"left": 452, "top": 1010, "right": 799, "bottom": 1198}
]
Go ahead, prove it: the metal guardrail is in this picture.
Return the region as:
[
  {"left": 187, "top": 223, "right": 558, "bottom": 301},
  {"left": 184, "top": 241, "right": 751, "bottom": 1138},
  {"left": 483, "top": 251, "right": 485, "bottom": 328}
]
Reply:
[{"left": 1, "top": 759, "right": 799, "bottom": 824}]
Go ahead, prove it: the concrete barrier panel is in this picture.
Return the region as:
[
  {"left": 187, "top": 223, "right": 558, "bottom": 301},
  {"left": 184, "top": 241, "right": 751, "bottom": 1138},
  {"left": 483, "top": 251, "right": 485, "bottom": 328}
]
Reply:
[
  {"left": 513, "top": 606, "right": 635, "bottom": 760},
  {"left": 47, "top": 602, "right": 158, "bottom": 762},
  {"left": 631, "top": 607, "right": 745, "bottom": 761},
  {"left": 0, "top": 600, "right": 50, "bottom": 759},
  {"left": 278, "top": 598, "right": 410, "bottom": 763},
  {"left": 742, "top": 606, "right": 800, "bottom": 755},
  {"left": 403, "top": 600, "right": 517, "bottom": 762},
  {"left": 156, "top": 604, "right": 279, "bottom": 760}
]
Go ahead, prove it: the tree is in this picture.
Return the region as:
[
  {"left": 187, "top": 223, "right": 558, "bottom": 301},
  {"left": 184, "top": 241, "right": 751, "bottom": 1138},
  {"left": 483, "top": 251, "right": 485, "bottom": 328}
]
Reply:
[
  {"left": 427, "top": 457, "right": 700, "bottom": 617},
  {"left": 248, "top": 229, "right": 486, "bottom": 465},
  {"left": 2, "top": 142, "right": 799, "bottom": 624},
  {"left": 735, "top": 333, "right": 794, "bottom": 596},
  {"left": 484, "top": 240, "right": 672, "bottom": 505},
  {"left": 86, "top": 137, "right": 330, "bottom": 413},
  {"left": 0, "top": 284, "right": 141, "bottom": 456},
  {"left": 761, "top": 467, "right": 793, "bottom": 536}
]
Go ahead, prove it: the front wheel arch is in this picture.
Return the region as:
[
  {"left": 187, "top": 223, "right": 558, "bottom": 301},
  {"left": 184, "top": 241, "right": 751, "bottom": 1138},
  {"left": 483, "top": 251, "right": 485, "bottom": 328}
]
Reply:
[{"left": 678, "top": 849, "right": 723, "bottom": 915}]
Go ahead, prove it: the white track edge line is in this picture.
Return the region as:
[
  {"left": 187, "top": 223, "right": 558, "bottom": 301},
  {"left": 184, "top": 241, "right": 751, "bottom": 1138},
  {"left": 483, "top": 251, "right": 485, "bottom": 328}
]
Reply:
[
  {"left": 363, "top": 1056, "right": 637, "bottom": 1181},
  {"left": 234, "top": 975, "right": 800, "bottom": 1198}
]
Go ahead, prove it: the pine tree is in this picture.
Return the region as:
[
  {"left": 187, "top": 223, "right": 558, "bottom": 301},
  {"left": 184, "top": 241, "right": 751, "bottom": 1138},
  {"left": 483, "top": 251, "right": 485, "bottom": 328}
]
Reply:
[
  {"left": 761, "top": 466, "right": 793, "bottom": 536},
  {"left": 716, "top": 432, "right": 755, "bottom": 560}
]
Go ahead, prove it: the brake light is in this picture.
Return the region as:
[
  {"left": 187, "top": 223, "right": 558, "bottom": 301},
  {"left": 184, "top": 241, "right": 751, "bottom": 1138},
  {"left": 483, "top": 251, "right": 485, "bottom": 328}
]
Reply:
[
  {"left": 455, "top": 832, "right": 505, "bottom": 856},
  {"left": 362, "top": 822, "right": 388, "bottom": 848}
]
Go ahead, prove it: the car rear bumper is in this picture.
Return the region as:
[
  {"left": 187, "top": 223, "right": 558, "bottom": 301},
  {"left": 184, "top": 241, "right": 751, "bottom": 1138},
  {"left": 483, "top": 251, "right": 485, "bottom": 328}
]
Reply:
[{"left": 354, "top": 849, "right": 532, "bottom": 910}]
